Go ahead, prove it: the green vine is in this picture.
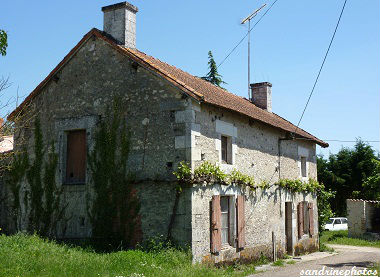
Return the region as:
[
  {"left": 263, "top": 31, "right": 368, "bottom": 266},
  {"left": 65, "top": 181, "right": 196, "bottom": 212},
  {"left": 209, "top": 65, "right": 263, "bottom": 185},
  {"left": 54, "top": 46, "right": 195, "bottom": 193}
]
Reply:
[
  {"left": 6, "top": 117, "right": 64, "bottom": 237},
  {"left": 87, "top": 98, "right": 141, "bottom": 248},
  {"left": 173, "top": 161, "right": 322, "bottom": 194}
]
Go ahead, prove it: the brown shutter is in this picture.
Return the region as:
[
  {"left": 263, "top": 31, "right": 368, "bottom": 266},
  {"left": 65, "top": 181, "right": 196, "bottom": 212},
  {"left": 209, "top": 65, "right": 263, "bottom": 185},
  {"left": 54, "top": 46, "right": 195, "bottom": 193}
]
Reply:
[
  {"left": 211, "top": 195, "right": 221, "bottom": 253},
  {"left": 308, "top": 203, "right": 314, "bottom": 236},
  {"left": 297, "top": 202, "right": 304, "bottom": 238},
  {"left": 66, "top": 130, "right": 86, "bottom": 183},
  {"left": 236, "top": 195, "right": 245, "bottom": 249}
]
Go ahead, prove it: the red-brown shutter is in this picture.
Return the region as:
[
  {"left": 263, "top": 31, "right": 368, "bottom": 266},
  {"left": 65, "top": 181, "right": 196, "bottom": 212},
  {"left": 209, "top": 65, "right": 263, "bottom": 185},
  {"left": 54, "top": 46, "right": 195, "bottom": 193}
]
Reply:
[
  {"left": 297, "top": 202, "right": 304, "bottom": 238},
  {"left": 236, "top": 195, "right": 245, "bottom": 249},
  {"left": 308, "top": 202, "right": 314, "bottom": 236},
  {"left": 211, "top": 195, "right": 221, "bottom": 253},
  {"left": 66, "top": 130, "right": 86, "bottom": 183}
]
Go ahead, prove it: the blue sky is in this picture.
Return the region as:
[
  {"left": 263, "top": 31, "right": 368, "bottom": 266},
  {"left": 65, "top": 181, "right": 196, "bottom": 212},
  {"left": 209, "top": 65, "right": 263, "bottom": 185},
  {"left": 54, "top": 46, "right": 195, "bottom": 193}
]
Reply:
[{"left": 1, "top": 0, "right": 379, "bottom": 156}]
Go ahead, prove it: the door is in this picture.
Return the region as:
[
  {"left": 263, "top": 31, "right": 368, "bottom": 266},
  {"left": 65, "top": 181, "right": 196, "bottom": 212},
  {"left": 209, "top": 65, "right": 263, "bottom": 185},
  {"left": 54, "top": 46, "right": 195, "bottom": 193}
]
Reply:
[{"left": 285, "top": 202, "right": 293, "bottom": 254}]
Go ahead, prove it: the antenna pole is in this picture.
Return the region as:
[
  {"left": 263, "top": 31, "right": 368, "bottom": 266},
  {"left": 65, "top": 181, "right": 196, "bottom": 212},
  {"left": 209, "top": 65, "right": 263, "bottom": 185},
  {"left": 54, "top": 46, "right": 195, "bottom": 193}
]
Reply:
[
  {"left": 248, "top": 19, "right": 251, "bottom": 99},
  {"left": 241, "top": 4, "right": 266, "bottom": 100}
]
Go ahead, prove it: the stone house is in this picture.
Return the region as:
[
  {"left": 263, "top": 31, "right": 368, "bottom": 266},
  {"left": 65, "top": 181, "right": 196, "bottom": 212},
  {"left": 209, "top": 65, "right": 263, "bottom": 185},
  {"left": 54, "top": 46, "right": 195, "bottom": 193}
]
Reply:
[{"left": 6, "top": 2, "right": 328, "bottom": 263}]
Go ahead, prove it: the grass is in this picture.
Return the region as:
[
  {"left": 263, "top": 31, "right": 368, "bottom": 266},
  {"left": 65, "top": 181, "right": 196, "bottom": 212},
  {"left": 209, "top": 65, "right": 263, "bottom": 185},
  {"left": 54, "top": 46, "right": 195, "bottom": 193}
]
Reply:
[
  {"left": 271, "top": 259, "right": 284, "bottom": 267},
  {"left": 0, "top": 233, "right": 261, "bottom": 277},
  {"left": 320, "top": 230, "right": 380, "bottom": 248},
  {"left": 286, "top": 260, "right": 296, "bottom": 265}
]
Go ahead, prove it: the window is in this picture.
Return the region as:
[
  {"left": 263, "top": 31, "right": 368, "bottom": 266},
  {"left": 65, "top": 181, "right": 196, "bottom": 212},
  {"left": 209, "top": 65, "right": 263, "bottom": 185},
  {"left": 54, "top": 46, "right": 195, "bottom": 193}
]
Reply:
[
  {"left": 221, "top": 135, "right": 232, "bottom": 164},
  {"left": 341, "top": 218, "right": 348, "bottom": 224},
  {"left": 66, "top": 130, "right": 86, "bottom": 184},
  {"left": 334, "top": 219, "right": 342, "bottom": 224},
  {"left": 301, "top": 156, "right": 307, "bottom": 177},
  {"left": 220, "top": 196, "right": 230, "bottom": 245}
]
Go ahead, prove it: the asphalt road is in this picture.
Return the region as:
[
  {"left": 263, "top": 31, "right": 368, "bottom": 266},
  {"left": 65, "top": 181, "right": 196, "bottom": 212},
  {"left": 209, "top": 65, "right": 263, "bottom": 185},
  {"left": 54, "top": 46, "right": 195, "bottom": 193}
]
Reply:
[{"left": 250, "top": 244, "right": 380, "bottom": 277}]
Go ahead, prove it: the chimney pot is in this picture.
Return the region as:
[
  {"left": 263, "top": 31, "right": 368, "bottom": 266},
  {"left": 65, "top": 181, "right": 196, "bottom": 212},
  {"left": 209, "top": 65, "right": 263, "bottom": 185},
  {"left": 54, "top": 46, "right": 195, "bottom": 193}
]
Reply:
[
  {"left": 102, "top": 1, "right": 138, "bottom": 49},
  {"left": 250, "top": 82, "right": 272, "bottom": 112}
]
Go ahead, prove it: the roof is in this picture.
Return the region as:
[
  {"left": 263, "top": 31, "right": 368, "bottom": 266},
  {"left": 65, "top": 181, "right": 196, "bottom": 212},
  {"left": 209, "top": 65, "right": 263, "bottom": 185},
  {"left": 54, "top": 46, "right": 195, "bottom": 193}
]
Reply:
[{"left": 8, "top": 28, "right": 328, "bottom": 147}]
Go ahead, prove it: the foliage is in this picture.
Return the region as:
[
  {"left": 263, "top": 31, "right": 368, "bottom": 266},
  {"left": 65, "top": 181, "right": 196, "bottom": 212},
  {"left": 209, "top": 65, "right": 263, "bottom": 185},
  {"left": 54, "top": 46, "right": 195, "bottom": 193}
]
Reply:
[
  {"left": 201, "top": 51, "right": 226, "bottom": 88},
  {"left": 229, "top": 169, "right": 255, "bottom": 189},
  {"left": 0, "top": 30, "right": 7, "bottom": 56},
  {"left": 317, "top": 187, "right": 335, "bottom": 232},
  {"left": 276, "top": 178, "right": 323, "bottom": 193},
  {"left": 172, "top": 161, "right": 191, "bottom": 183},
  {"left": 317, "top": 140, "right": 379, "bottom": 215},
  {"left": 6, "top": 117, "right": 63, "bottom": 237},
  {"left": 320, "top": 230, "right": 380, "bottom": 248},
  {"left": 87, "top": 98, "right": 140, "bottom": 249},
  {"left": 0, "top": 233, "right": 258, "bottom": 277},
  {"left": 193, "top": 161, "right": 227, "bottom": 184}
]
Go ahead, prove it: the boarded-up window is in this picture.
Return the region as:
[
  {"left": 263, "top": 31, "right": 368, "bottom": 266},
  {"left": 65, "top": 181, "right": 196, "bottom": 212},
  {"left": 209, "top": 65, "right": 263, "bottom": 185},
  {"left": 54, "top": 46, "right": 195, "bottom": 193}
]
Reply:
[
  {"left": 301, "top": 157, "right": 307, "bottom": 177},
  {"left": 236, "top": 195, "right": 245, "bottom": 249},
  {"left": 66, "top": 130, "right": 86, "bottom": 184}
]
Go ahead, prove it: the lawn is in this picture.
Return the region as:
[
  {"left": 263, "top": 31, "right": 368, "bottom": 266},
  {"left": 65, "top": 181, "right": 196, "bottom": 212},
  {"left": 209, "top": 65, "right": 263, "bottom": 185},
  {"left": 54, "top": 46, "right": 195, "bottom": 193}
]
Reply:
[
  {"left": 0, "top": 233, "right": 259, "bottom": 277},
  {"left": 320, "top": 230, "right": 380, "bottom": 248}
]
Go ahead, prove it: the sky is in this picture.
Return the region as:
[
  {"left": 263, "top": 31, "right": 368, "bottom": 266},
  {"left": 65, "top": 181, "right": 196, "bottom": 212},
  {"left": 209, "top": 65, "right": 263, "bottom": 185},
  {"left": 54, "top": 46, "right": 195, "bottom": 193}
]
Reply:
[{"left": 1, "top": 0, "right": 379, "bottom": 157}]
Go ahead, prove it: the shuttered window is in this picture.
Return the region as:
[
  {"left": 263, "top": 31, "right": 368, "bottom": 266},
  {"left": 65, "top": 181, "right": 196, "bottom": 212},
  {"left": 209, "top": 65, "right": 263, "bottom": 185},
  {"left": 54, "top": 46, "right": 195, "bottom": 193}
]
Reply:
[
  {"left": 297, "top": 202, "right": 304, "bottom": 238},
  {"left": 301, "top": 157, "right": 307, "bottom": 177},
  {"left": 303, "top": 201, "right": 310, "bottom": 234},
  {"left": 211, "top": 195, "right": 221, "bottom": 253},
  {"left": 66, "top": 130, "right": 86, "bottom": 184},
  {"left": 308, "top": 203, "right": 314, "bottom": 236},
  {"left": 236, "top": 195, "right": 245, "bottom": 249},
  {"left": 221, "top": 136, "right": 228, "bottom": 163}
]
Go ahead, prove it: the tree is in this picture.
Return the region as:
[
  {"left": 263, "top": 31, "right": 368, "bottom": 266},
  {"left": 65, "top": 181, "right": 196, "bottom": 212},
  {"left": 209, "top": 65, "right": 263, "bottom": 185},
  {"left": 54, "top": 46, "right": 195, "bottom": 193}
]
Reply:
[
  {"left": 317, "top": 140, "right": 379, "bottom": 215},
  {"left": 0, "top": 30, "right": 8, "bottom": 56},
  {"left": 201, "top": 50, "right": 226, "bottom": 88}
]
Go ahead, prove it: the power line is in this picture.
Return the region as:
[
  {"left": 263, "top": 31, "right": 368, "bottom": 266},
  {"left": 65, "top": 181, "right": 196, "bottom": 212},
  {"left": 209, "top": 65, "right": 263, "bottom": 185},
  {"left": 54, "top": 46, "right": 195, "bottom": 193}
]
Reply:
[
  {"left": 294, "top": 0, "right": 347, "bottom": 133},
  {"left": 217, "top": 0, "right": 280, "bottom": 69},
  {"left": 324, "top": 140, "right": 380, "bottom": 143}
]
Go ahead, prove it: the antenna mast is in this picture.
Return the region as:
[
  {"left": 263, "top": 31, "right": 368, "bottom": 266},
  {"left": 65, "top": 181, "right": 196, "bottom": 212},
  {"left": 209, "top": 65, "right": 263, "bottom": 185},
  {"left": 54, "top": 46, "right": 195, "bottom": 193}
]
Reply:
[{"left": 241, "top": 4, "right": 266, "bottom": 99}]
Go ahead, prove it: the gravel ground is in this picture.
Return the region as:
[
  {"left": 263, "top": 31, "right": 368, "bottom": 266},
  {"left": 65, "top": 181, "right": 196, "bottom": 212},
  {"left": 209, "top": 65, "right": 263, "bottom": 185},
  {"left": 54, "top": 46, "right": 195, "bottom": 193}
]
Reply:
[{"left": 249, "top": 244, "right": 380, "bottom": 277}]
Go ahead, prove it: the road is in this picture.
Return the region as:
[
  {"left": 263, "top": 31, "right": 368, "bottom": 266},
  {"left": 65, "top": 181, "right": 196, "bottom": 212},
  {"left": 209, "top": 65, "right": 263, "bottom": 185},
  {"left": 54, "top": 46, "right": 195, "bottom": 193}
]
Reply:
[{"left": 249, "top": 244, "right": 380, "bottom": 277}]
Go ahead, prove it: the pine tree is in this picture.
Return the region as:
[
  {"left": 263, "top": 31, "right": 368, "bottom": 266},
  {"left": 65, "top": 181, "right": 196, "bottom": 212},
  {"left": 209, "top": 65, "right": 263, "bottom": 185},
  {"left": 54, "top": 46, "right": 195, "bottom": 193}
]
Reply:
[{"left": 201, "top": 51, "right": 226, "bottom": 88}]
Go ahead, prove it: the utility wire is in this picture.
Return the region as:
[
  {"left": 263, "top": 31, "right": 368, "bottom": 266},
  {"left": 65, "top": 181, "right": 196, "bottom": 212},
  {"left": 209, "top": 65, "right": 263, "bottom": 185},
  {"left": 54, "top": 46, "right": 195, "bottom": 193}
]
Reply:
[
  {"left": 294, "top": 0, "right": 347, "bottom": 133},
  {"left": 217, "top": 0, "right": 280, "bottom": 69}
]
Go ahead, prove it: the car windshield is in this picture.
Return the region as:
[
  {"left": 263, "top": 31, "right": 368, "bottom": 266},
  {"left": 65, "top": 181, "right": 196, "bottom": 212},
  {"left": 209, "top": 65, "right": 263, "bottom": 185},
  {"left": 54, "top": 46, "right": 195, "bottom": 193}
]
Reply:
[{"left": 326, "top": 219, "right": 334, "bottom": 224}]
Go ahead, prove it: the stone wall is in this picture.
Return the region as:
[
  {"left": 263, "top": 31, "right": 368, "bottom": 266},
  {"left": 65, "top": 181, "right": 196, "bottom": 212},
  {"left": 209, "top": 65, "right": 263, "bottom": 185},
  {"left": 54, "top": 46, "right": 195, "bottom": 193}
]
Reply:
[
  {"left": 347, "top": 199, "right": 380, "bottom": 237},
  {"left": 11, "top": 35, "right": 190, "bottom": 239},
  {"left": 191, "top": 183, "right": 318, "bottom": 263}
]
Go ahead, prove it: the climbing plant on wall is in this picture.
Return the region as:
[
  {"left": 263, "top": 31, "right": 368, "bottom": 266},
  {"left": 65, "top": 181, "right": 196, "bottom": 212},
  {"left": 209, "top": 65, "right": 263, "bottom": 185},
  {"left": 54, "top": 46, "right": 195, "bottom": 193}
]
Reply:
[
  {"left": 6, "top": 117, "right": 64, "bottom": 237},
  {"left": 87, "top": 98, "right": 141, "bottom": 248}
]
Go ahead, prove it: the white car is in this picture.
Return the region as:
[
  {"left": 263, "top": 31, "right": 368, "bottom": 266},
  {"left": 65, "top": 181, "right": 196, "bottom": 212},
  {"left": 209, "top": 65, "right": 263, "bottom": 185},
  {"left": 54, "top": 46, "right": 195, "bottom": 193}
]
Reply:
[{"left": 324, "top": 217, "right": 348, "bottom": 231}]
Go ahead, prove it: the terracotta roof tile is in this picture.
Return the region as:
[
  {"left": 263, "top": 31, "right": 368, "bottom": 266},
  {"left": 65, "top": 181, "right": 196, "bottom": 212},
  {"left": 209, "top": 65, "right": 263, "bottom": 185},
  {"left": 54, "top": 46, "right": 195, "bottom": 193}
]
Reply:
[{"left": 8, "top": 28, "right": 328, "bottom": 147}]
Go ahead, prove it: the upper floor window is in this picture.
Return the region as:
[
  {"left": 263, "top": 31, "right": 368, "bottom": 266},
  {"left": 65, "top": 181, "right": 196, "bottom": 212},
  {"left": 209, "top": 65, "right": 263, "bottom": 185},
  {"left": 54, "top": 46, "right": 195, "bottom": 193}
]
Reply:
[
  {"left": 66, "top": 130, "right": 86, "bottom": 184},
  {"left": 221, "top": 135, "right": 232, "bottom": 164},
  {"left": 300, "top": 156, "right": 307, "bottom": 178}
]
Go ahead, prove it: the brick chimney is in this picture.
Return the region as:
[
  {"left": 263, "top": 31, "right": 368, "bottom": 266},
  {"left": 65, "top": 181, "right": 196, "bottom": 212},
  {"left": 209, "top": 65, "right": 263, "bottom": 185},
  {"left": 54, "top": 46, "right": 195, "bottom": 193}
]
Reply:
[
  {"left": 102, "top": 2, "right": 138, "bottom": 49},
  {"left": 250, "top": 82, "right": 272, "bottom": 112}
]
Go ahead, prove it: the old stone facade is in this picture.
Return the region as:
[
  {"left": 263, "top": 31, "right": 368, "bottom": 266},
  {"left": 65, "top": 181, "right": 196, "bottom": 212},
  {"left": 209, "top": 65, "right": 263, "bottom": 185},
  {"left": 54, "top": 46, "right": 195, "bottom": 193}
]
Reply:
[{"left": 3, "top": 2, "right": 328, "bottom": 264}]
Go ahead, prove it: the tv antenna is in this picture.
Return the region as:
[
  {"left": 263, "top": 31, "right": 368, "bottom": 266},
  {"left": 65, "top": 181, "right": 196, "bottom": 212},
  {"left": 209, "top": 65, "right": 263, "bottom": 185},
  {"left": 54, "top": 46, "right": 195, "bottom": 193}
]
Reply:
[{"left": 241, "top": 4, "right": 266, "bottom": 99}]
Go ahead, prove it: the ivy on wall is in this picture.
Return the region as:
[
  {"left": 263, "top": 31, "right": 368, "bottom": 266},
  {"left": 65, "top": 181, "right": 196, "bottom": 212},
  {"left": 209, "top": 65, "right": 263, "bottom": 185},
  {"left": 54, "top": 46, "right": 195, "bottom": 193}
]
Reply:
[
  {"left": 87, "top": 98, "right": 141, "bottom": 248},
  {"left": 6, "top": 117, "right": 64, "bottom": 237}
]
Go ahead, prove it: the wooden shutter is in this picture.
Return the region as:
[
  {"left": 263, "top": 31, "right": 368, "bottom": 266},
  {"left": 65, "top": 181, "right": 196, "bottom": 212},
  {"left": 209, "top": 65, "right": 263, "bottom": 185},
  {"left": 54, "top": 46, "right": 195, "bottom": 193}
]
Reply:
[
  {"left": 308, "top": 203, "right": 314, "bottom": 236},
  {"left": 236, "top": 195, "right": 245, "bottom": 249},
  {"left": 297, "top": 202, "right": 304, "bottom": 238},
  {"left": 211, "top": 195, "right": 221, "bottom": 253},
  {"left": 66, "top": 130, "right": 86, "bottom": 183}
]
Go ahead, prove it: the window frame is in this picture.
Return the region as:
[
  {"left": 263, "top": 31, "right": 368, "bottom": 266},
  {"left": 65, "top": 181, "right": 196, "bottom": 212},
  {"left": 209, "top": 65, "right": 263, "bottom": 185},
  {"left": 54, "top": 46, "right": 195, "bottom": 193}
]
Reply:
[
  {"left": 220, "top": 135, "right": 233, "bottom": 165},
  {"left": 64, "top": 129, "right": 87, "bottom": 185},
  {"left": 220, "top": 195, "right": 236, "bottom": 247}
]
